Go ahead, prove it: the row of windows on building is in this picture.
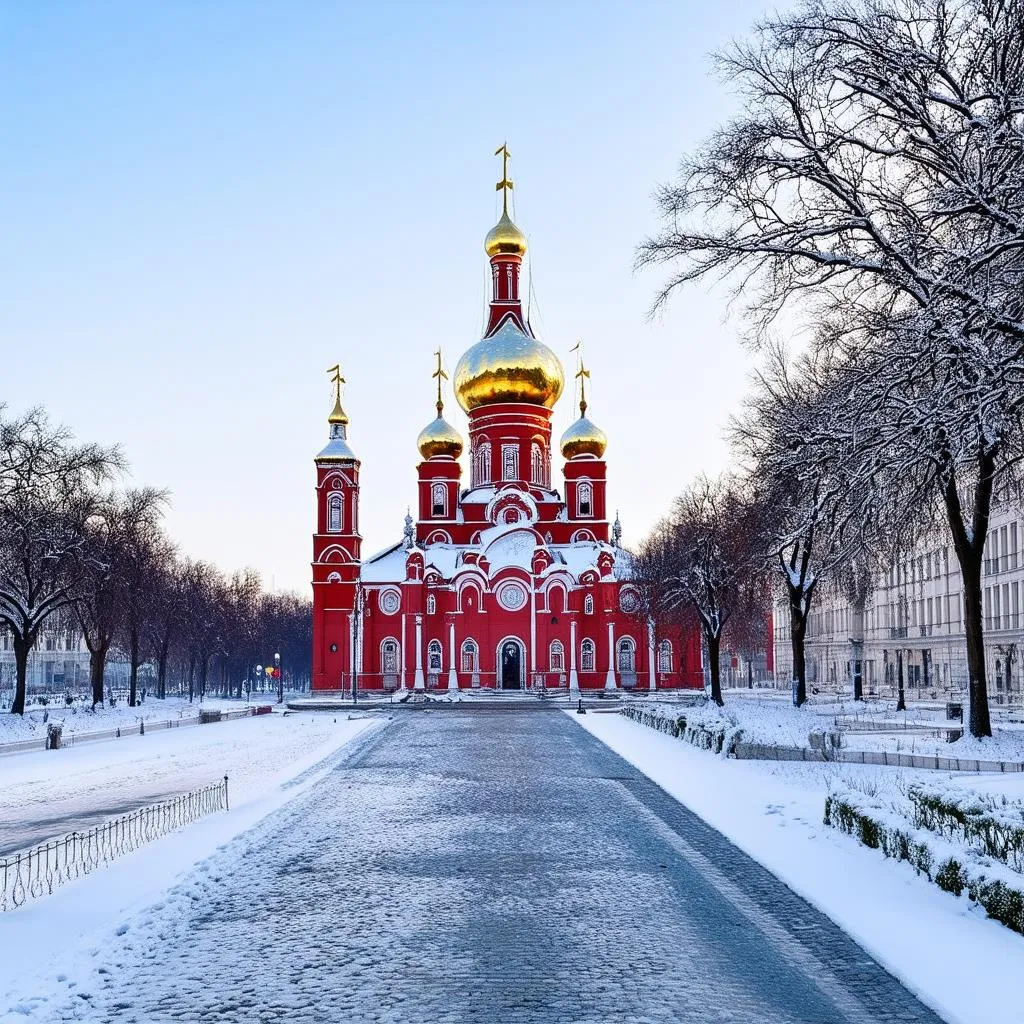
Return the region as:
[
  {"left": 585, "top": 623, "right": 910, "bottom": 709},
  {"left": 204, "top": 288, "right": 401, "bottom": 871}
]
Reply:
[
  {"left": 0, "top": 631, "right": 80, "bottom": 652},
  {"left": 376, "top": 636, "right": 674, "bottom": 675},
  {"left": 470, "top": 442, "right": 552, "bottom": 490},
  {"left": 882, "top": 522, "right": 1022, "bottom": 589},
  {"left": 417, "top": 593, "right": 602, "bottom": 616}
]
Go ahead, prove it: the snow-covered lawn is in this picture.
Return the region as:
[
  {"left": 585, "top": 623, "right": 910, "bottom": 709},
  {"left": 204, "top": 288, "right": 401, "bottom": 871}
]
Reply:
[
  {"left": 633, "top": 691, "right": 1024, "bottom": 762},
  {"left": 0, "top": 711, "right": 386, "bottom": 1020},
  {"left": 572, "top": 710, "right": 1024, "bottom": 1024},
  {"left": 0, "top": 710, "right": 374, "bottom": 853},
  {"left": 0, "top": 695, "right": 272, "bottom": 748}
]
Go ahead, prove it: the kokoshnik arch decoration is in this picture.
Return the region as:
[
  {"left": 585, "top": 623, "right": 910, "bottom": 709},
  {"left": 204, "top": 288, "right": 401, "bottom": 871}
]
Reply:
[{"left": 310, "top": 147, "right": 703, "bottom": 693}]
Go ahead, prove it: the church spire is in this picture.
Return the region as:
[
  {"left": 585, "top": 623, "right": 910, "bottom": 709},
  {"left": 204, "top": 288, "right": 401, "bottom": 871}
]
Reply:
[{"left": 317, "top": 364, "right": 357, "bottom": 463}]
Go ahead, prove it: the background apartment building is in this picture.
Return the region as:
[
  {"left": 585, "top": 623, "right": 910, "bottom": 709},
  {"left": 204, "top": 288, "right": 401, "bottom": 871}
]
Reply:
[{"left": 773, "top": 496, "right": 1023, "bottom": 703}]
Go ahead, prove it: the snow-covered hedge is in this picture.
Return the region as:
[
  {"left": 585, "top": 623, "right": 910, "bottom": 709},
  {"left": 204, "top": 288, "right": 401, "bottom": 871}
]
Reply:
[
  {"left": 620, "top": 703, "right": 744, "bottom": 756},
  {"left": 909, "top": 785, "right": 1024, "bottom": 873},
  {"left": 825, "top": 788, "right": 1024, "bottom": 936}
]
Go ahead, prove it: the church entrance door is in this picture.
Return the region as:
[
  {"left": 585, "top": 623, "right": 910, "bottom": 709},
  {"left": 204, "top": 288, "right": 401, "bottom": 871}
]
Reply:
[{"left": 500, "top": 640, "right": 523, "bottom": 690}]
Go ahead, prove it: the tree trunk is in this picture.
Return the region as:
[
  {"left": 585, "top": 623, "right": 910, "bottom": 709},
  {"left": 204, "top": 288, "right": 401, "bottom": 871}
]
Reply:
[
  {"left": 790, "top": 601, "right": 808, "bottom": 707},
  {"left": 128, "top": 628, "right": 140, "bottom": 707},
  {"left": 960, "top": 552, "right": 992, "bottom": 736},
  {"left": 90, "top": 644, "right": 109, "bottom": 707},
  {"left": 11, "top": 633, "right": 31, "bottom": 716},
  {"left": 157, "top": 637, "right": 170, "bottom": 699},
  {"left": 706, "top": 631, "right": 723, "bottom": 706},
  {"left": 943, "top": 458, "right": 993, "bottom": 738},
  {"left": 896, "top": 650, "right": 906, "bottom": 712}
]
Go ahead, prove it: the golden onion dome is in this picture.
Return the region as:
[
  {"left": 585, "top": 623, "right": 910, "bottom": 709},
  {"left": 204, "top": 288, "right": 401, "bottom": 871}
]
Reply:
[
  {"left": 327, "top": 393, "right": 349, "bottom": 426},
  {"left": 484, "top": 209, "right": 528, "bottom": 258},
  {"left": 560, "top": 413, "right": 607, "bottom": 459},
  {"left": 453, "top": 318, "right": 564, "bottom": 412},
  {"left": 417, "top": 414, "right": 464, "bottom": 460}
]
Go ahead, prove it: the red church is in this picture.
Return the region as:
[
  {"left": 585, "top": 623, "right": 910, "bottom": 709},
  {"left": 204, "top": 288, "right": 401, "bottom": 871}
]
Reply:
[{"left": 310, "top": 154, "right": 703, "bottom": 694}]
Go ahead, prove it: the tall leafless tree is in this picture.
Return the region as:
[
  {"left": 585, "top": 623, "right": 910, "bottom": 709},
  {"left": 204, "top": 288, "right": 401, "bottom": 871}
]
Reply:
[
  {"left": 0, "top": 407, "right": 123, "bottom": 714},
  {"left": 639, "top": 0, "right": 1024, "bottom": 736}
]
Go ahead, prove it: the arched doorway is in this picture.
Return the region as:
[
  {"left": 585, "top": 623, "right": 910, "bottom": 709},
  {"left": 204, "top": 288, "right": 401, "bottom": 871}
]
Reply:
[{"left": 498, "top": 638, "right": 525, "bottom": 690}]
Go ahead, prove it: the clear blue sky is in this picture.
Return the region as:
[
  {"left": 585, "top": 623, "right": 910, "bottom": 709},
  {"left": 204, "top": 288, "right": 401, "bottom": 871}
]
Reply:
[{"left": 1, "top": 0, "right": 776, "bottom": 592}]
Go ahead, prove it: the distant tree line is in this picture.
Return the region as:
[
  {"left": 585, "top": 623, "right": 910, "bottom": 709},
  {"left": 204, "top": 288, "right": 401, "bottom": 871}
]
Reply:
[
  {"left": 0, "top": 405, "right": 311, "bottom": 715},
  {"left": 634, "top": 0, "right": 1024, "bottom": 737}
]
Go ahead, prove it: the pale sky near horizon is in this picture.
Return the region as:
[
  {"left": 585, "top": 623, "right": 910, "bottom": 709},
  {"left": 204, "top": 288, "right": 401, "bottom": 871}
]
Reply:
[{"left": 1, "top": 0, "right": 779, "bottom": 593}]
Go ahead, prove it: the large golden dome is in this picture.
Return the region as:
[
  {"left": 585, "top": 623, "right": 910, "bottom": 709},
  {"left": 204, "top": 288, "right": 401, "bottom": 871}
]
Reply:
[
  {"left": 417, "top": 414, "right": 463, "bottom": 460},
  {"left": 484, "top": 209, "right": 527, "bottom": 258},
  {"left": 454, "top": 319, "right": 565, "bottom": 412},
  {"left": 560, "top": 414, "right": 607, "bottom": 459}
]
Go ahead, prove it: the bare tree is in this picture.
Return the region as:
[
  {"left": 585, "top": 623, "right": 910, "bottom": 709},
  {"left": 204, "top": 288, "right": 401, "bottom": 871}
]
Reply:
[
  {"left": 635, "top": 476, "right": 765, "bottom": 705},
  {"left": 112, "top": 490, "right": 169, "bottom": 706},
  {"left": 0, "top": 407, "right": 123, "bottom": 714},
  {"left": 639, "top": 0, "right": 1024, "bottom": 736}
]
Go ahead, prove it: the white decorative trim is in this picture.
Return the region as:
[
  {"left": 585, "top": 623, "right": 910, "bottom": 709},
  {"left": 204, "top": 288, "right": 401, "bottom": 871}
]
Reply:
[
  {"left": 379, "top": 587, "right": 401, "bottom": 615},
  {"left": 496, "top": 581, "right": 529, "bottom": 612}
]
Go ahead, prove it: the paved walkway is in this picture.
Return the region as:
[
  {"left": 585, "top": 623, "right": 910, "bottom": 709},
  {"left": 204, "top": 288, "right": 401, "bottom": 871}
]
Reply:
[{"left": 44, "top": 710, "right": 947, "bottom": 1023}]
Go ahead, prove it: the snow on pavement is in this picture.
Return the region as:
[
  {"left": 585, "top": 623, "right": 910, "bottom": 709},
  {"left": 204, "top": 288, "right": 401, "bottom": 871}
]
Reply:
[
  {"left": 0, "top": 710, "right": 374, "bottom": 854},
  {"left": 0, "top": 712, "right": 387, "bottom": 1021},
  {"left": 572, "top": 710, "right": 1024, "bottom": 1024}
]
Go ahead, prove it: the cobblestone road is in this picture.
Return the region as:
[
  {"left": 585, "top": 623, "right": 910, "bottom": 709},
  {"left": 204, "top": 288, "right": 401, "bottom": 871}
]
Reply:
[{"left": 45, "top": 710, "right": 948, "bottom": 1023}]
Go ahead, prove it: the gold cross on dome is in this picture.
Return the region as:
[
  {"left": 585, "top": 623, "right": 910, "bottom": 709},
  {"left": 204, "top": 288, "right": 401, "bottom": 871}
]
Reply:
[
  {"left": 327, "top": 363, "right": 346, "bottom": 402},
  {"left": 570, "top": 340, "right": 590, "bottom": 415},
  {"left": 495, "top": 142, "right": 513, "bottom": 214},
  {"left": 432, "top": 349, "right": 448, "bottom": 414}
]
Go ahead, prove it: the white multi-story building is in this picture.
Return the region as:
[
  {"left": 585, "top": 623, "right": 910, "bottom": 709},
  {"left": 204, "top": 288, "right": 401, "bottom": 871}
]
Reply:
[
  {"left": 773, "top": 495, "right": 1024, "bottom": 703},
  {"left": 0, "top": 626, "right": 91, "bottom": 693}
]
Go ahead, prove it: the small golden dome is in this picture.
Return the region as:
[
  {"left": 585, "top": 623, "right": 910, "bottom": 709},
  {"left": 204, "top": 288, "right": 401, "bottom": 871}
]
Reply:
[
  {"left": 417, "top": 415, "right": 464, "bottom": 460},
  {"left": 327, "top": 393, "right": 348, "bottom": 426},
  {"left": 560, "top": 414, "right": 607, "bottom": 459},
  {"left": 484, "top": 209, "right": 527, "bottom": 258},
  {"left": 454, "top": 319, "right": 564, "bottom": 412}
]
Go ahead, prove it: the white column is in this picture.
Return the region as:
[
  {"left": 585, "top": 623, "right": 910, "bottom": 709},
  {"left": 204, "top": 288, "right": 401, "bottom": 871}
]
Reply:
[
  {"left": 605, "top": 620, "right": 617, "bottom": 691},
  {"left": 399, "top": 613, "right": 407, "bottom": 690},
  {"left": 414, "top": 614, "right": 425, "bottom": 690},
  {"left": 447, "top": 620, "right": 459, "bottom": 691},
  {"left": 530, "top": 585, "right": 537, "bottom": 688},
  {"left": 348, "top": 613, "right": 356, "bottom": 691},
  {"left": 648, "top": 618, "right": 657, "bottom": 691},
  {"left": 569, "top": 618, "right": 580, "bottom": 693}
]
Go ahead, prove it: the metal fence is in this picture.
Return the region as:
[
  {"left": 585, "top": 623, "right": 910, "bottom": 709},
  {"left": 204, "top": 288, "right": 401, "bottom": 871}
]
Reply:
[{"left": 0, "top": 776, "right": 229, "bottom": 911}]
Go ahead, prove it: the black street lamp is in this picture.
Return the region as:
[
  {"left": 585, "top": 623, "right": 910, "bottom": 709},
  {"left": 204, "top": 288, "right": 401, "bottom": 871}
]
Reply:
[{"left": 275, "top": 652, "right": 282, "bottom": 704}]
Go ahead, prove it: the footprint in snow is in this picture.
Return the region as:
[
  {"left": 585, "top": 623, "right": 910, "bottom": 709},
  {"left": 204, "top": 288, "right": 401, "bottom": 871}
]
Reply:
[{"left": 765, "top": 803, "right": 786, "bottom": 815}]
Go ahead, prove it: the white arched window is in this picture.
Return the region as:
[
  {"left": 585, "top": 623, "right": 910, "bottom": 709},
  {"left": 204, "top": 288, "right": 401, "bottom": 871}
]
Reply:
[
  {"left": 381, "top": 639, "right": 400, "bottom": 676},
  {"left": 461, "top": 639, "right": 478, "bottom": 672},
  {"left": 327, "top": 492, "right": 344, "bottom": 533},
  {"left": 502, "top": 444, "right": 518, "bottom": 481},
  {"left": 658, "top": 639, "right": 673, "bottom": 673},
  {"left": 426, "top": 595, "right": 436, "bottom": 615},
  {"left": 577, "top": 482, "right": 593, "bottom": 518},
  {"left": 549, "top": 639, "right": 564, "bottom": 672},
  {"left": 427, "top": 639, "right": 443, "bottom": 672},
  {"left": 474, "top": 442, "right": 492, "bottom": 486},
  {"left": 584, "top": 594, "right": 594, "bottom": 615},
  {"left": 431, "top": 483, "right": 446, "bottom": 517},
  {"left": 580, "top": 638, "right": 595, "bottom": 672},
  {"left": 617, "top": 636, "right": 637, "bottom": 673},
  {"left": 531, "top": 443, "right": 543, "bottom": 485}
]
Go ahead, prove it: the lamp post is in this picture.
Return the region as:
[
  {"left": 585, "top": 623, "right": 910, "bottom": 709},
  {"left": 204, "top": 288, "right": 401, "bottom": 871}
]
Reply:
[
  {"left": 275, "top": 652, "right": 282, "bottom": 704},
  {"left": 255, "top": 665, "right": 262, "bottom": 696}
]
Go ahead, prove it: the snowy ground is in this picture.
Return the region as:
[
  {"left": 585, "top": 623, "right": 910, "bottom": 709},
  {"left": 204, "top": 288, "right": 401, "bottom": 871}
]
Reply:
[
  {"left": 573, "top": 710, "right": 1024, "bottom": 1024},
  {"left": 642, "top": 690, "right": 1024, "bottom": 762},
  {"left": 0, "top": 710, "right": 374, "bottom": 854},
  {"left": 0, "top": 709, "right": 945, "bottom": 1024},
  {"left": 0, "top": 696, "right": 273, "bottom": 748},
  {"left": 0, "top": 711, "right": 386, "bottom": 1021}
]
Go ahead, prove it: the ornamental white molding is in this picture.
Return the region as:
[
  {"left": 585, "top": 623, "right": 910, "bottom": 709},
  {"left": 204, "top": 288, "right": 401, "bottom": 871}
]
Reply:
[
  {"left": 378, "top": 588, "right": 401, "bottom": 615},
  {"left": 496, "top": 581, "right": 529, "bottom": 611}
]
